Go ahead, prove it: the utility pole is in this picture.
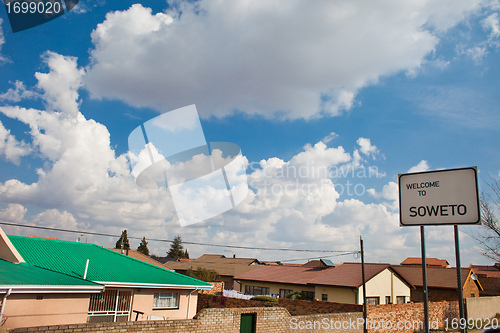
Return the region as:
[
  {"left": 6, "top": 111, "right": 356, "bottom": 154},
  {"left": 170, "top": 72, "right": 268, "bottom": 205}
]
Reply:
[{"left": 360, "top": 236, "right": 367, "bottom": 333}]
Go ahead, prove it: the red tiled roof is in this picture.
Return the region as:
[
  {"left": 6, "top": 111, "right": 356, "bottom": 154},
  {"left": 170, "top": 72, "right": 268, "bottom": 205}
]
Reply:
[
  {"left": 168, "top": 253, "right": 260, "bottom": 277},
  {"left": 311, "top": 263, "right": 391, "bottom": 288},
  {"left": 391, "top": 265, "right": 472, "bottom": 289},
  {"left": 235, "top": 262, "right": 396, "bottom": 288},
  {"left": 401, "top": 257, "right": 450, "bottom": 267},
  {"left": 469, "top": 264, "right": 500, "bottom": 278},
  {"left": 234, "top": 265, "right": 331, "bottom": 285}
]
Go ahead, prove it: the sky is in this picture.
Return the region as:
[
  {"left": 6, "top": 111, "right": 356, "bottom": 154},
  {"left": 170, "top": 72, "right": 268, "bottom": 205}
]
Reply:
[{"left": 0, "top": 0, "right": 500, "bottom": 267}]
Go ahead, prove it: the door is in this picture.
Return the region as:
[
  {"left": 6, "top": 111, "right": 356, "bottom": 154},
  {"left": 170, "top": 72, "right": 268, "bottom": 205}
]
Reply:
[{"left": 240, "top": 313, "right": 256, "bottom": 333}]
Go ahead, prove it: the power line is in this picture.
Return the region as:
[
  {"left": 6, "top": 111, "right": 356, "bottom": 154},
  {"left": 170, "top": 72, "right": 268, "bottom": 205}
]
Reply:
[
  {"left": 281, "top": 252, "right": 359, "bottom": 262},
  {"left": 0, "top": 221, "right": 357, "bottom": 253}
]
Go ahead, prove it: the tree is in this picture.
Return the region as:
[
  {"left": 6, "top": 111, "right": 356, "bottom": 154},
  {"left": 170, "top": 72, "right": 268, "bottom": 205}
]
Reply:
[
  {"left": 469, "top": 179, "right": 500, "bottom": 261},
  {"left": 167, "top": 235, "right": 189, "bottom": 259},
  {"left": 137, "top": 237, "right": 150, "bottom": 256},
  {"left": 186, "top": 267, "right": 219, "bottom": 282},
  {"left": 115, "top": 230, "right": 130, "bottom": 250}
]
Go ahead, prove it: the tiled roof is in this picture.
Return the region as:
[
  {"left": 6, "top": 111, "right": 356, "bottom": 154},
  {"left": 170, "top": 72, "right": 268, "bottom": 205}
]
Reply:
[
  {"left": 234, "top": 262, "right": 396, "bottom": 288},
  {"left": 8, "top": 235, "right": 211, "bottom": 289},
  {"left": 469, "top": 264, "right": 500, "bottom": 278},
  {"left": 391, "top": 265, "right": 472, "bottom": 289},
  {"left": 401, "top": 257, "right": 450, "bottom": 267},
  {"left": 0, "top": 259, "right": 102, "bottom": 291},
  {"left": 168, "top": 254, "right": 260, "bottom": 277},
  {"left": 234, "top": 265, "right": 330, "bottom": 285},
  {"left": 311, "top": 263, "right": 392, "bottom": 288}
]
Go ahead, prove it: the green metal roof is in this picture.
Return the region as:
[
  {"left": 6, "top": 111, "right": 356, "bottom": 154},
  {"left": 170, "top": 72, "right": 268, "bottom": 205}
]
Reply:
[
  {"left": 0, "top": 259, "right": 102, "bottom": 289},
  {"left": 8, "top": 235, "right": 211, "bottom": 289}
]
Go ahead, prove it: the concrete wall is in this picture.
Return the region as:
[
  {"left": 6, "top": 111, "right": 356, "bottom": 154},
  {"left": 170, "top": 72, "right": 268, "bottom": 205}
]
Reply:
[
  {"left": 2, "top": 293, "right": 90, "bottom": 329},
  {"left": 466, "top": 296, "right": 500, "bottom": 320},
  {"left": 130, "top": 288, "right": 199, "bottom": 320}
]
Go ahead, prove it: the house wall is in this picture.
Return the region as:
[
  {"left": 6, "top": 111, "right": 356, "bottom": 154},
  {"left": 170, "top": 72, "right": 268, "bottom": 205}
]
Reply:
[
  {"left": 2, "top": 293, "right": 91, "bottom": 329},
  {"left": 357, "top": 269, "right": 411, "bottom": 304},
  {"left": 314, "top": 286, "right": 357, "bottom": 304},
  {"left": 130, "top": 288, "right": 199, "bottom": 320},
  {"left": 238, "top": 280, "right": 315, "bottom": 296}
]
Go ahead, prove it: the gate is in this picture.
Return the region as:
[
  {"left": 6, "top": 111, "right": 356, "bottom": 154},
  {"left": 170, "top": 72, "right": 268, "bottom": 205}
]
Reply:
[{"left": 87, "top": 289, "right": 133, "bottom": 323}]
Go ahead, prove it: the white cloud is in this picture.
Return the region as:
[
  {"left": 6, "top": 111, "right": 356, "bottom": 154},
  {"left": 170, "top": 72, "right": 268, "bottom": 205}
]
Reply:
[
  {"left": 483, "top": 13, "right": 500, "bottom": 38},
  {"left": 408, "top": 160, "right": 430, "bottom": 173},
  {"left": 85, "top": 1, "right": 483, "bottom": 120},
  {"left": 322, "top": 132, "right": 338, "bottom": 144},
  {"left": 0, "top": 120, "right": 32, "bottom": 165},
  {"left": 0, "top": 81, "right": 38, "bottom": 102},
  {"left": 357, "top": 137, "right": 379, "bottom": 159},
  {"left": 0, "top": 19, "right": 5, "bottom": 63}
]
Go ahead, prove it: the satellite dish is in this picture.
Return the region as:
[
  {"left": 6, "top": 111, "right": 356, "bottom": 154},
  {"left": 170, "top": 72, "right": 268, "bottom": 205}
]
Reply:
[{"left": 471, "top": 274, "right": 478, "bottom": 281}]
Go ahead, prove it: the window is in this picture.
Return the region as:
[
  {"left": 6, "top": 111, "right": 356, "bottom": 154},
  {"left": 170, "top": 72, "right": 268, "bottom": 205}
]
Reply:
[
  {"left": 244, "top": 286, "right": 270, "bottom": 295},
  {"left": 279, "top": 289, "right": 293, "bottom": 298},
  {"left": 153, "top": 293, "right": 179, "bottom": 309},
  {"left": 396, "top": 296, "right": 406, "bottom": 304},
  {"left": 322, "top": 294, "right": 328, "bottom": 301},
  {"left": 385, "top": 296, "right": 391, "bottom": 304},
  {"left": 366, "top": 297, "right": 380, "bottom": 305}
]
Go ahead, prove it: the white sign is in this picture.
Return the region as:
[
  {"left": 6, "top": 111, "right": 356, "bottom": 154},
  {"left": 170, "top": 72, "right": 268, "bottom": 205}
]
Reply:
[{"left": 399, "top": 167, "right": 480, "bottom": 226}]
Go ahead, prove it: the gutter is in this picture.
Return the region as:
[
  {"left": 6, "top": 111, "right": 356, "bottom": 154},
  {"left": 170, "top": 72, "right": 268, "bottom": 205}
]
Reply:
[
  {"left": 0, "top": 285, "right": 104, "bottom": 294},
  {"left": 0, "top": 289, "right": 12, "bottom": 323},
  {"left": 95, "top": 282, "right": 211, "bottom": 290}
]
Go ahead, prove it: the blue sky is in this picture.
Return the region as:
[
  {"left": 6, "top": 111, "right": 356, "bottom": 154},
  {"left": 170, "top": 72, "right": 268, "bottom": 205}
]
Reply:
[{"left": 0, "top": 0, "right": 499, "bottom": 266}]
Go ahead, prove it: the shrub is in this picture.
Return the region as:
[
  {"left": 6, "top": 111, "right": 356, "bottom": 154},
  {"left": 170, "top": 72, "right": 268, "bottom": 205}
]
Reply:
[{"left": 250, "top": 295, "right": 278, "bottom": 303}]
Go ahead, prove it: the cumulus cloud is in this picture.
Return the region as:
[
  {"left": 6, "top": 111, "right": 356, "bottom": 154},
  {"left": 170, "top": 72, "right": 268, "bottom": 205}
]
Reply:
[
  {"left": 85, "top": 1, "right": 483, "bottom": 120},
  {"left": 0, "top": 81, "right": 38, "bottom": 102},
  {"left": 0, "top": 19, "right": 5, "bottom": 63},
  {"left": 0, "top": 120, "right": 32, "bottom": 164},
  {"left": 408, "top": 160, "right": 430, "bottom": 173}
]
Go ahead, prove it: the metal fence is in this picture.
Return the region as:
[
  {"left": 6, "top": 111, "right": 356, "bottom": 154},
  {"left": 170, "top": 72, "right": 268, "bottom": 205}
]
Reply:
[{"left": 87, "top": 289, "right": 132, "bottom": 323}]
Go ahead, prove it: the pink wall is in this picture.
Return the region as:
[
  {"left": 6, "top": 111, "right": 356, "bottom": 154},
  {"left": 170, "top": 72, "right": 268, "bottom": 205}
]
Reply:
[{"left": 2, "top": 293, "right": 91, "bottom": 329}]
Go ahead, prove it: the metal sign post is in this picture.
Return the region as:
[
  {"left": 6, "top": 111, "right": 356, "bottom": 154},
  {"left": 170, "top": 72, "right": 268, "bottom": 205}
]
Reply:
[
  {"left": 454, "top": 225, "right": 466, "bottom": 333},
  {"left": 421, "top": 226, "right": 430, "bottom": 333}
]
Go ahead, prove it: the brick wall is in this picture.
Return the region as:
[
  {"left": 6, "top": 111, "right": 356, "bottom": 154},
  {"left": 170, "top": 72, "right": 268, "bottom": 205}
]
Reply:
[
  {"left": 198, "top": 282, "right": 225, "bottom": 295},
  {"left": 197, "top": 294, "right": 362, "bottom": 315},
  {"left": 367, "top": 300, "right": 458, "bottom": 332},
  {"left": 9, "top": 307, "right": 363, "bottom": 333}
]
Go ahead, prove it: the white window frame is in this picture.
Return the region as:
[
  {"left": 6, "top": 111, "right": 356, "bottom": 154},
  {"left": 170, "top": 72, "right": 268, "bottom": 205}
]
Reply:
[{"left": 153, "top": 292, "right": 179, "bottom": 310}]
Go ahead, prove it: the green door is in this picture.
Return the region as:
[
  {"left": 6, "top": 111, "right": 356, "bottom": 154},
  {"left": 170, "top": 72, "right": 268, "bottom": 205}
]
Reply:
[{"left": 240, "top": 313, "right": 256, "bottom": 333}]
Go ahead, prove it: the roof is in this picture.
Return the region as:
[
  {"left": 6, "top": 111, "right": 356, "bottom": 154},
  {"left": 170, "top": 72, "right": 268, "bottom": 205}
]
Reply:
[
  {"left": 401, "top": 257, "right": 450, "bottom": 267},
  {"left": 311, "top": 263, "right": 393, "bottom": 288},
  {"left": 108, "top": 249, "right": 172, "bottom": 270},
  {"left": 391, "top": 265, "right": 474, "bottom": 289},
  {"left": 234, "top": 262, "right": 400, "bottom": 288},
  {"left": 8, "top": 235, "right": 211, "bottom": 289},
  {"left": 168, "top": 253, "right": 261, "bottom": 277},
  {"left": 235, "top": 265, "right": 331, "bottom": 285},
  {"left": 469, "top": 264, "right": 500, "bottom": 278},
  {"left": 0, "top": 259, "right": 103, "bottom": 293}
]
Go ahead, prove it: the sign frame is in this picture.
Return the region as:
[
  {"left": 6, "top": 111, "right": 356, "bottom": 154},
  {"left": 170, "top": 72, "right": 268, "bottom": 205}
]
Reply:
[{"left": 398, "top": 166, "right": 480, "bottom": 227}]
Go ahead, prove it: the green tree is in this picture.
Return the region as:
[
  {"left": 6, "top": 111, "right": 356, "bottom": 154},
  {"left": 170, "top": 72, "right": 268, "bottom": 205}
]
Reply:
[
  {"left": 137, "top": 237, "right": 150, "bottom": 256},
  {"left": 115, "top": 230, "right": 130, "bottom": 250},
  {"left": 186, "top": 267, "right": 219, "bottom": 282},
  {"left": 167, "top": 235, "right": 189, "bottom": 259}
]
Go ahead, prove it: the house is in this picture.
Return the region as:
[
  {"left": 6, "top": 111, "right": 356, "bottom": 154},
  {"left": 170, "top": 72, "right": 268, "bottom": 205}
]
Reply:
[
  {"left": 234, "top": 262, "right": 412, "bottom": 305},
  {"left": 0, "top": 229, "right": 211, "bottom": 329},
  {"left": 401, "top": 257, "right": 451, "bottom": 268},
  {"left": 469, "top": 263, "right": 500, "bottom": 296},
  {"left": 168, "top": 254, "right": 262, "bottom": 290},
  {"left": 391, "top": 265, "right": 482, "bottom": 302}
]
